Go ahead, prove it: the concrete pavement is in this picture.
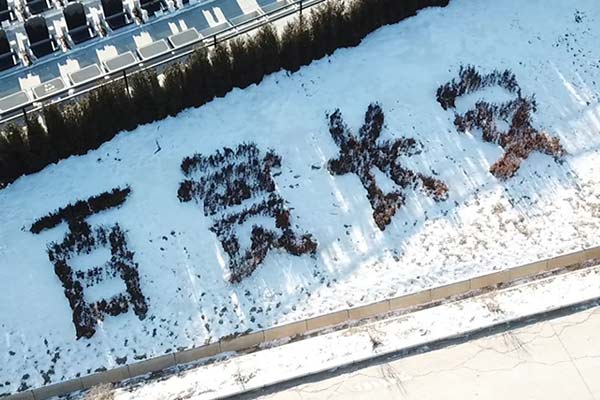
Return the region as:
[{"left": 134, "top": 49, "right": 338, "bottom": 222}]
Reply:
[{"left": 259, "top": 305, "right": 600, "bottom": 400}]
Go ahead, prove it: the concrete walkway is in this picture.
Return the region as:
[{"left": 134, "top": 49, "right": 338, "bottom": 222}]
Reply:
[{"left": 259, "top": 305, "right": 600, "bottom": 400}]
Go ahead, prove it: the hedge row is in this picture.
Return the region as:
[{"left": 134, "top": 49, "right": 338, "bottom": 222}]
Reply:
[{"left": 0, "top": 0, "right": 449, "bottom": 188}]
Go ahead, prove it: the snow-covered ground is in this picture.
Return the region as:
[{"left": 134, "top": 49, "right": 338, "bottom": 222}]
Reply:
[
  {"left": 1, "top": 0, "right": 600, "bottom": 395},
  {"left": 72, "top": 262, "right": 600, "bottom": 400}
]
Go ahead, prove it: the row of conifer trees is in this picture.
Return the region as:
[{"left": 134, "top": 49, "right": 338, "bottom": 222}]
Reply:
[{"left": 0, "top": 0, "right": 449, "bottom": 188}]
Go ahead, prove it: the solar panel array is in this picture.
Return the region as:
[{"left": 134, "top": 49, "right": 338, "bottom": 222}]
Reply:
[{"left": 0, "top": 0, "right": 292, "bottom": 116}]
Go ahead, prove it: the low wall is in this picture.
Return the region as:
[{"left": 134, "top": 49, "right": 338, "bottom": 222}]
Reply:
[{"left": 8, "top": 246, "right": 599, "bottom": 400}]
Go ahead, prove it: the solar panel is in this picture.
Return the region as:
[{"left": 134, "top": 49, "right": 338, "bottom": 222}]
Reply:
[
  {"left": 229, "top": 10, "right": 260, "bottom": 26},
  {"left": 137, "top": 39, "right": 170, "bottom": 60},
  {"left": 32, "top": 77, "right": 66, "bottom": 98},
  {"left": 65, "top": 3, "right": 94, "bottom": 44},
  {"left": 25, "top": 16, "right": 55, "bottom": 58},
  {"left": 200, "top": 21, "right": 231, "bottom": 37},
  {"left": 260, "top": 0, "right": 289, "bottom": 14},
  {"left": 26, "top": 0, "right": 49, "bottom": 15},
  {"left": 168, "top": 28, "right": 200, "bottom": 48},
  {"left": 102, "top": 0, "right": 122, "bottom": 16},
  {"left": 69, "top": 63, "right": 102, "bottom": 85},
  {"left": 0, "top": 29, "right": 9, "bottom": 55},
  {"left": 140, "top": 0, "right": 162, "bottom": 16},
  {"left": 104, "top": 51, "right": 136, "bottom": 72},
  {"left": 65, "top": 3, "right": 87, "bottom": 30},
  {"left": 0, "top": 91, "right": 29, "bottom": 114},
  {"left": 0, "top": 29, "right": 15, "bottom": 71},
  {"left": 0, "top": 0, "right": 12, "bottom": 23},
  {"left": 0, "top": 0, "right": 273, "bottom": 118},
  {"left": 101, "top": 0, "right": 130, "bottom": 30}
]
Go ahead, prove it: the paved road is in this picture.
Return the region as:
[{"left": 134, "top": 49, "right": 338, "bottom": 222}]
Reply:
[{"left": 258, "top": 305, "right": 600, "bottom": 400}]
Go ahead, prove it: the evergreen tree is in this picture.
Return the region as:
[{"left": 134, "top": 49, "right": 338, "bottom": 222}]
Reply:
[
  {"left": 229, "top": 37, "right": 254, "bottom": 89},
  {"left": 210, "top": 43, "right": 233, "bottom": 98},
  {"left": 296, "top": 15, "right": 313, "bottom": 67},
  {"left": 107, "top": 80, "right": 136, "bottom": 133},
  {"left": 387, "top": 0, "right": 417, "bottom": 23},
  {"left": 129, "top": 71, "right": 166, "bottom": 125},
  {"left": 44, "top": 104, "right": 77, "bottom": 159},
  {"left": 280, "top": 21, "right": 301, "bottom": 72},
  {"left": 0, "top": 124, "right": 29, "bottom": 186},
  {"left": 63, "top": 81, "right": 133, "bottom": 154},
  {"left": 312, "top": 5, "right": 326, "bottom": 58},
  {"left": 80, "top": 83, "right": 124, "bottom": 149},
  {"left": 162, "top": 63, "right": 186, "bottom": 116},
  {"left": 278, "top": 15, "right": 312, "bottom": 72},
  {"left": 184, "top": 48, "right": 215, "bottom": 107},
  {"left": 25, "top": 113, "right": 56, "bottom": 172},
  {"left": 348, "top": 0, "right": 381, "bottom": 40},
  {"left": 63, "top": 104, "right": 87, "bottom": 155},
  {"left": 253, "top": 24, "right": 281, "bottom": 76},
  {"left": 244, "top": 36, "right": 263, "bottom": 85}
]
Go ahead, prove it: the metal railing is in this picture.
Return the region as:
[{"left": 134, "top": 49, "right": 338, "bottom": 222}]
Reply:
[{"left": 0, "top": 0, "right": 326, "bottom": 126}]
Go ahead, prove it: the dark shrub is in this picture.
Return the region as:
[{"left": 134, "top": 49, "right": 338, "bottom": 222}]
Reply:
[
  {"left": 179, "top": 144, "right": 316, "bottom": 282},
  {"left": 31, "top": 187, "right": 147, "bottom": 339},
  {"left": 43, "top": 103, "right": 88, "bottom": 158},
  {"left": 327, "top": 103, "right": 448, "bottom": 230},
  {"left": 183, "top": 47, "right": 214, "bottom": 108},
  {"left": 438, "top": 66, "right": 564, "bottom": 179},
  {"left": 0, "top": 124, "right": 29, "bottom": 186},
  {"left": 209, "top": 43, "right": 233, "bottom": 98},
  {"left": 129, "top": 70, "right": 166, "bottom": 125},
  {"left": 25, "top": 113, "right": 57, "bottom": 172},
  {"left": 309, "top": 1, "right": 347, "bottom": 58},
  {"left": 229, "top": 37, "right": 254, "bottom": 89},
  {"left": 162, "top": 63, "right": 186, "bottom": 116},
  {"left": 253, "top": 24, "right": 281, "bottom": 76},
  {"left": 78, "top": 81, "right": 134, "bottom": 150},
  {"left": 279, "top": 21, "right": 301, "bottom": 73}
]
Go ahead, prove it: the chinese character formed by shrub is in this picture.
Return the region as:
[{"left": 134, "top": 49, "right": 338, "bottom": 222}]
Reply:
[
  {"left": 437, "top": 65, "right": 565, "bottom": 179},
  {"left": 327, "top": 103, "right": 449, "bottom": 231},
  {"left": 178, "top": 144, "right": 318, "bottom": 283},
  {"left": 30, "top": 187, "right": 148, "bottom": 339}
]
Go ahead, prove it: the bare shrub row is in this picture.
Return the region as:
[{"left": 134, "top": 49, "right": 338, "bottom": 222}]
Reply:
[{"left": 436, "top": 66, "right": 565, "bottom": 179}]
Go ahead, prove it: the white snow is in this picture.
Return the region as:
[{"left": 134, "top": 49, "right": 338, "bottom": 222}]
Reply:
[
  {"left": 1, "top": 0, "right": 600, "bottom": 395},
  {"left": 76, "top": 264, "right": 600, "bottom": 400}
]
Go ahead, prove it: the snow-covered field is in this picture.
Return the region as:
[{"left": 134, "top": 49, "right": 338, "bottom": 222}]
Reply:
[
  {"left": 87, "top": 264, "right": 600, "bottom": 400},
  {"left": 1, "top": 0, "right": 600, "bottom": 395}
]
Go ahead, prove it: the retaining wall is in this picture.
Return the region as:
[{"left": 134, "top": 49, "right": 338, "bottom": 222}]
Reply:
[{"left": 8, "top": 246, "right": 599, "bottom": 400}]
